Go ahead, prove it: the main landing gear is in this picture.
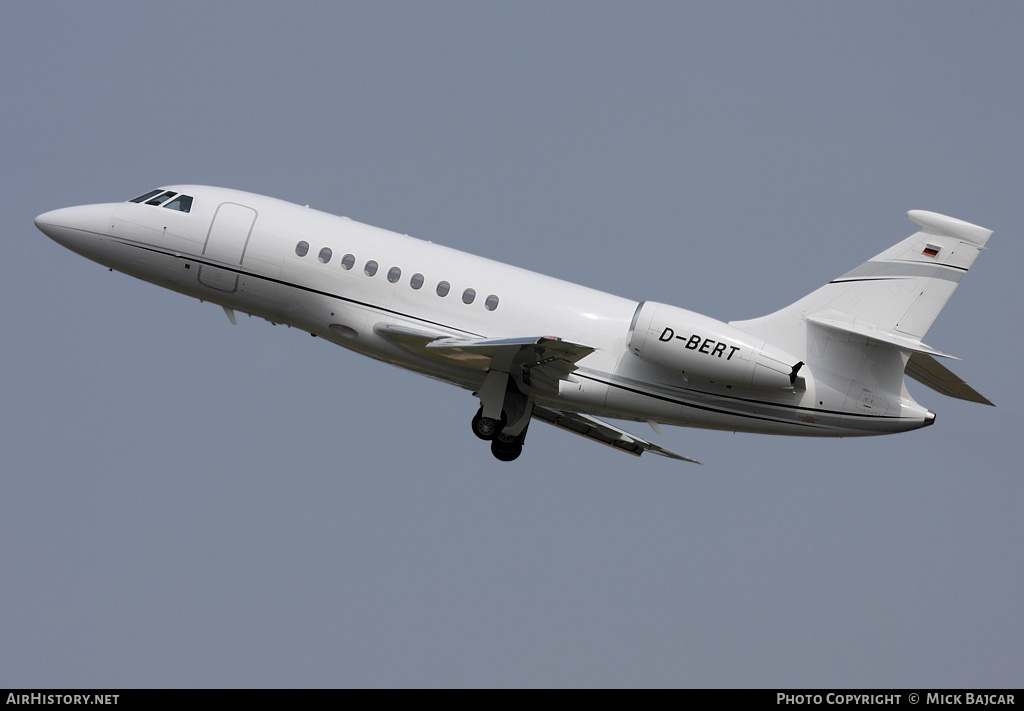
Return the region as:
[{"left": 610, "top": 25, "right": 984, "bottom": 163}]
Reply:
[
  {"left": 471, "top": 409, "right": 506, "bottom": 441},
  {"left": 468, "top": 409, "right": 524, "bottom": 465},
  {"left": 471, "top": 370, "right": 533, "bottom": 462},
  {"left": 491, "top": 432, "right": 524, "bottom": 462},
  {"left": 471, "top": 407, "right": 526, "bottom": 461}
]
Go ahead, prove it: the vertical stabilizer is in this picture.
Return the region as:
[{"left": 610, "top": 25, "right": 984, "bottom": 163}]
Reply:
[
  {"left": 730, "top": 211, "right": 992, "bottom": 410},
  {"left": 731, "top": 210, "right": 991, "bottom": 359}
]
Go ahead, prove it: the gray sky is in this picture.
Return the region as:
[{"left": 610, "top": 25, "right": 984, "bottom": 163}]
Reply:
[{"left": 2, "top": 1, "right": 1021, "bottom": 688}]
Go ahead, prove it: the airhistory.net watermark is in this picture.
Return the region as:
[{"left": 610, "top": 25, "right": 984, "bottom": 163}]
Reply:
[{"left": 6, "top": 695, "right": 118, "bottom": 705}]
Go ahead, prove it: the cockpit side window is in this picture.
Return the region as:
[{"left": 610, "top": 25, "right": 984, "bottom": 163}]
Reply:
[
  {"left": 163, "top": 195, "right": 193, "bottom": 213},
  {"left": 130, "top": 189, "right": 163, "bottom": 203},
  {"left": 146, "top": 191, "right": 177, "bottom": 206}
]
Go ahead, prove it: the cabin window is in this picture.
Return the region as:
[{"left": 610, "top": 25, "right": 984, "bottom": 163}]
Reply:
[
  {"left": 436, "top": 281, "right": 450, "bottom": 297},
  {"left": 410, "top": 273, "right": 424, "bottom": 290},
  {"left": 364, "top": 260, "right": 378, "bottom": 277},
  {"left": 295, "top": 241, "right": 309, "bottom": 257},
  {"left": 163, "top": 195, "right": 193, "bottom": 213},
  {"left": 146, "top": 191, "right": 177, "bottom": 206},
  {"left": 462, "top": 288, "right": 476, "bottom": 304},
  {"left": 387, "top": 267, "right": 401, "bottom": 283},
  {"left": 318, "top": 247, "right": 333, "bottom": 264},
  {"left": 484, "top": 294, "right": 500, "bottom": 311},
  {"left": 130, "top": 189, "right": 163, "bottom": 203},
  {"left": 341, "top": 253, "right": 355, "bottom": 270}
]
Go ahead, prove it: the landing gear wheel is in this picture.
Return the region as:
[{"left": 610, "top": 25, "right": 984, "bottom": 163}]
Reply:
[
  {"left": 495, "top": 432, "right": 518, "bottom": 445},
  {"left": 471, "top": 408, "right": 506, "bottom": 441},
  {"left": 491, "top": 439, "right": 523, "bottom": 462}
]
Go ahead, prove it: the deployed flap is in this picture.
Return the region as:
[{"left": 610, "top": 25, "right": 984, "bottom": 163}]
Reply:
[
  {"left": 532, "top": 405, "right": 701, "bottom": 463},
  {"left": 905, "top": 352, "right": 994, "bottom": 406}
]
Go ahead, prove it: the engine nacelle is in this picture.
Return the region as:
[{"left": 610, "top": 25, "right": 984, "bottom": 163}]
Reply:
[{"left": 628, "top": 301, "right": 803, "bottom": 389}]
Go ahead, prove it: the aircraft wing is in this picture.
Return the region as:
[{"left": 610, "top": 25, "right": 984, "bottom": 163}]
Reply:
[
  {"left": 531, "top": 405, "right": 702, "bottom": 463},
  {"left": 375, "top": 324, "right": 594, "bottom": 391},
  {"left": 426, "top": 335, "right": 595, "bottom": 391},
  {"left": 374, "top": 324, "right": 695, "bottom": 459},
  {"left": 905, "top": 352, "right": 994, "bottom": 406}
]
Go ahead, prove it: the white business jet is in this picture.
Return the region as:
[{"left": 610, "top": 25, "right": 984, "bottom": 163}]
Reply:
[{"left": 35, "top": 186, "right": 992, "bottom": 462}]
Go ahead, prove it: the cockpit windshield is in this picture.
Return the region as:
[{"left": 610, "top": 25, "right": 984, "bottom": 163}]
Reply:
[
  {"left": 163, "top": 195, "right": 193, "bottom": 212},
  {"left": 146, "top": 191, "right": 176, "bottom": 206},
  {"left": 129, "top": 189, "right": 163, "bottom": 203},
  {"left": 128, "top": 189, "right": 193, "bottom": 213}
]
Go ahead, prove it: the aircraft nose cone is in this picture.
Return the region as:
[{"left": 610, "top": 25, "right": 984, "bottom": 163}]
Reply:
[
  {"left": 35, "top": 204, "right": 115, "bottom": 255},
  {"left": 34, "top": 208, "right": 63, "bottom": 236}
]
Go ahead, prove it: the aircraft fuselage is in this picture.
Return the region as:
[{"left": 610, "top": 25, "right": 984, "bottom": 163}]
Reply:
[{"left": 37, "top": 185, "right": 955, "bottom": 462}]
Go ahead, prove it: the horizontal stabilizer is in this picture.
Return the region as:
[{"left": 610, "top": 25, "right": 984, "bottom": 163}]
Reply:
[
  {"left": 806, "top": 312, "right": 959, "bottom": 359},
  {"left": 905, "top": 352, "right": 993, "bottom": 406},
  {"left": 908, "top": 210, "right": 993, "bottom": 247},
  {"left": 532, "top": 405, "right": 701, "bottom": 463}
]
